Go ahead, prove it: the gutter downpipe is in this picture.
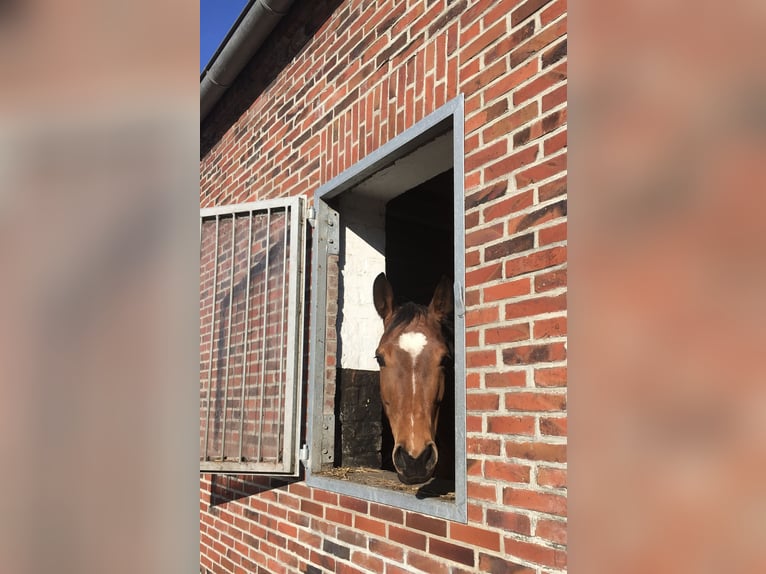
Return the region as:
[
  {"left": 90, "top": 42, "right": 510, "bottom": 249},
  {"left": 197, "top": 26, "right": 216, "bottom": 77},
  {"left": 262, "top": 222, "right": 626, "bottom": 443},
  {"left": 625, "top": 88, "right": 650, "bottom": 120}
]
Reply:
[{"left": 201, "top": 0, "right": 296, "bottom": 121}]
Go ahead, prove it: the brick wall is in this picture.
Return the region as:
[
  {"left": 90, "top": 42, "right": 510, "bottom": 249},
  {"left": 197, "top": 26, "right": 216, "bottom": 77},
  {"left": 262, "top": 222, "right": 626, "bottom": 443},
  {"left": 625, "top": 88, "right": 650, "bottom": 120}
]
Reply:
[{"left": 200, "top": 0, "right": 567, "bottom": 572}]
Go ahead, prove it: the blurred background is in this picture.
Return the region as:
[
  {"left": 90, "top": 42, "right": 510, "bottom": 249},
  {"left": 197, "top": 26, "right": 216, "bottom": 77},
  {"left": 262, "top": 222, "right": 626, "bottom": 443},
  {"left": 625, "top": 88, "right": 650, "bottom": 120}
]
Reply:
[
  {"left": 0, "top": 1, "right": 199, "bottom": 573},
  {"left": 572, "top": 0, "right": 766, "bottom": 571}
]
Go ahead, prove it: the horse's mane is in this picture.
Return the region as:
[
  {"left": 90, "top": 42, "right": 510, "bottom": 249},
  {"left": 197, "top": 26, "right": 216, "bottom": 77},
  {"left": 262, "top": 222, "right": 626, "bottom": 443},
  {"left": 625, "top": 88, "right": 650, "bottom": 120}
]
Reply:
[{"left": 384, "top": 302, "right": 428, "bottom": 336}]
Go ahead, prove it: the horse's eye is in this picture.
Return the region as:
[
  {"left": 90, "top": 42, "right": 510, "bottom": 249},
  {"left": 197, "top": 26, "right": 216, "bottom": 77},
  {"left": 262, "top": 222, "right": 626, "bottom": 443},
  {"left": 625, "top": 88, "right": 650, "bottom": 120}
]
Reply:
[
  {"left": 440, "top": 354, "right": 453, "bottom": 368},
  {"left": 374, "top": 353, "right": 386, "bottom": 367}
]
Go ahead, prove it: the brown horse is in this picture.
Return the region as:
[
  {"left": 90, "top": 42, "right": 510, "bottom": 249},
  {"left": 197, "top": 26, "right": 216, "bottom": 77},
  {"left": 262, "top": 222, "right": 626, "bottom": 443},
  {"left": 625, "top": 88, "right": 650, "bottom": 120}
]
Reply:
[{"left": 373, "top": 273, "right": 453, "bottom": 484}]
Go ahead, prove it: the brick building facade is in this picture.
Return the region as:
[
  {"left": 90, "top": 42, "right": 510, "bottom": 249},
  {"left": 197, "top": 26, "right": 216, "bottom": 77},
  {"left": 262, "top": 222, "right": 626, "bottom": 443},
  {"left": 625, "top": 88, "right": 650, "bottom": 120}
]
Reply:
[{"left": 200, "top": 1, "right": 567, "bottom": 572}]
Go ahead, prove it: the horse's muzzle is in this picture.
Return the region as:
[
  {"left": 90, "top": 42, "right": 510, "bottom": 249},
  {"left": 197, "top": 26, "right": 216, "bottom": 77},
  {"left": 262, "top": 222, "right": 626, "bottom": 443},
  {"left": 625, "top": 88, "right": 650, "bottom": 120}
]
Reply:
[{"left": 393, "top": 442, "right": 438, "bottom": 484}]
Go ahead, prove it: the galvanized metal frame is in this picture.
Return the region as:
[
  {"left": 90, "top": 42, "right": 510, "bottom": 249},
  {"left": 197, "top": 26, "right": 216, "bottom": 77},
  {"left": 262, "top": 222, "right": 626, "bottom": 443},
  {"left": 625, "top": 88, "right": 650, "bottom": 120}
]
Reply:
[
  {"left": 199, "top": 196, "right": 305, "bottom": 475},
  {"left": 305, "top": 95, "right": 467, "bottom": 522}
]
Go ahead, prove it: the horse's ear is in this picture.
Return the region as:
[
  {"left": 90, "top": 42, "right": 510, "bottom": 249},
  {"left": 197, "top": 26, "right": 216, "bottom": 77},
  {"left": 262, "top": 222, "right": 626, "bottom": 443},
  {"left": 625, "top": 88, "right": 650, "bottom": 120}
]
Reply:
[
  {"left": 428, "top": 276, "right": 453, "bottom": 321},
  {"left": 373, "top": 272, "right": 394, "bottom": 323}
]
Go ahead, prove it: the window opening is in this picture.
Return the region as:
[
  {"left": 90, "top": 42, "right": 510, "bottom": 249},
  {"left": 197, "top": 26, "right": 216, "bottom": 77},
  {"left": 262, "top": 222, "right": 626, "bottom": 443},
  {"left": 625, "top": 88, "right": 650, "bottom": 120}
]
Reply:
[{"left": 306, "top": 97, "right": 466, "bottom": 521}]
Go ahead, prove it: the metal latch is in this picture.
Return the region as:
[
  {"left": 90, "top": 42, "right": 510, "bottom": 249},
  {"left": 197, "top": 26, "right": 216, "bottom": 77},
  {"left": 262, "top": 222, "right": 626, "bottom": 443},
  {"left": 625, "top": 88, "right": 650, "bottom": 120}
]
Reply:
[{"left": 454, "top": 281, "right": 465, "bottom": 318}]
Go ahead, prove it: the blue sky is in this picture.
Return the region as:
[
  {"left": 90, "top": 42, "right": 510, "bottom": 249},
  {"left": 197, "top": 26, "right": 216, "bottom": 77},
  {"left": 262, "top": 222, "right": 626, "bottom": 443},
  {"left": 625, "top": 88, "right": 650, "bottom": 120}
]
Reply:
[{"left": 201, "top": 0, "right": 251, "bottom": 72}]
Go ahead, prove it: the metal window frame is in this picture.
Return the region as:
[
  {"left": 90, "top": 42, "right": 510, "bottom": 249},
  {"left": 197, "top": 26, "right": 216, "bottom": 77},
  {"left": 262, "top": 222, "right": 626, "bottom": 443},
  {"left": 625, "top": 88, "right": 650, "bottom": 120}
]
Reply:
[
  {"left": 305, "top": 96, "right": 467, "bottom": 522},
  {"left": 199, "top": 195, "right": 306, "bottom": 476}
]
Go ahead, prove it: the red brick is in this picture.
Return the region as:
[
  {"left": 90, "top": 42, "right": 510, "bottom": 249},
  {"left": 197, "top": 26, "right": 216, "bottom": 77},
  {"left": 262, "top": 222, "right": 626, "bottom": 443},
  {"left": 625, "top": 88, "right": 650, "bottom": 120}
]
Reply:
[
  {"left": 533, "top": 316, "right": 567, "bottom": 338},
  {"left": 325, "top": 507, "right": 353, "bottom": 527},
  {"left": 504, "top": 486, "right": 567, "bottom": 516},
  {"left": 465, "top": 137, "right": 508, "bottom": 172},
  {"left": 337, "top": 526, "right": 367, "bottom": 548},
  {"left": 542, "top": 83, "right": 567, "bottom": 112},
  {"left": 485, "top": 370, "right": 527, "bottom": 388},
  {"left": 461, "top": 59, "right": 508, "bottom": 100},
  {"left": 430, "top": 539, "right": 476, "bottom": 566},
  {"left": 506, "top": 440, "right": 567, "bottom": 463},
  {"left": 466, "top": 392, "right": 500, "bottom": 411},
  {"left": 337, "top": 562, "right": 367, "bottom": 574},
  {"left": 537, "top": 221, "right": 567, "bottom": 246},
  {"left": 487, "top": 415, "right": 536, "bottom": 436},
  {"left": 537, "top": 518, "right": 567, "bottom": 544},
  {"left": 451, "top": 523, "right": 502, "bottom": 551},
  {"left": 466, "top": 414, "right": 482, "bottom": 432},
  {"left": 484, "top": 460, "right": 532, "bottom": 483},
  {"left": 515, "top": 152, "right": 567, "bottom": 188},
  {"left": 482, "top": 102, "right": 538, "bottom": 143},
  {"left": 543, "top": 128, "right": 567, "bottom": 156},
  {"left": 485, "top": 508, "right": 531, "bottom": 534},
  {"left": 465, "top": 180, "right": 509, "bottom": 209},
  {"left": 355, "top": 515, "right": 386, "bottom": 537},
  {"left": 534, "top": 366, "right": 567, "bottom": 387},
  {"left": 513, "top": 63, "right": 567, "bottom": 107},
  {"left": 511, "top": 0, "right": 555, "bottom": 26},
  {"left": 312, "top": 489, "right": 338, "bottom": 505},
  {"left": 479, "top": 553, "right": 535, "bottom": 574},
  {"left": 350, "top": 550, "right": 384, "bottom": 573},
  {"left": 485, "top": 322, "right": 531, "bottom": 345},
  {"left": 466, "top": 221, "right": 505, "bottom": 249},
  {"left": 406, "top": 512, "right": 447, "bottom": 537},
  {"left": 466, "top": 436, "right": 502, "bottom": 456},
  {"left": 503, "top": 342, "right": 567, "bottom": 366},
  {"left": 484, "top": 279, "right": 531, "bottom": 302},
  {"left": 541, "top": 0, "right": 567, "bottom": 26},
  {"left": 537, "top": 466, "right": 567, "bottom": 489},
  {"left": 504, "top": 537, "right": 567, "bottom": 569},
  {"left": 466, "top": 371, "right": 481, "bottom": 389},
  {"left": 540, "top": 416, "right": 567, "bottom": 436},
  {"left": 510, "top": 199, "right": 567, "bottom": 235},
  {"left": 510, "top": 18, "right": 567, "bottom": 68},
  {"left": 370, "top": 503, "right": 404, "bottom": 524},
  {"left": 467, "top": 349, "right": 497, "bottom": 368},
  {"left": 538, "top": 175, "right": 566, "bottom": 201},
  {"left": 466, "top": 262, "right": 503, "bottom": 287},
  {"left": 466, "top": 305, "right": 499, "bottom": 327},
  {"left": 463, "top": 19, "right": 506, "bottom": 61},
  {"left": 407, "top": 551, "right": 451, "bottom": 574},
  {"left": 505, "top": 294, "right": 566, "bottom": 320},
  {"left": 467, "top": 480, "right": 498, "bottom": 502},
  {"left": 504, "top": 391, "right": 566, "bottom": 411},
  {"left": 369, "top": 538, "right": 404, "bottom": 562},
  {"left": 483, "top": 190, "right": 535, "bottom": 223},
  {"left": 484, "top": 59, "right": 539, "bottom": 103},
  {"left": 389, "top": 525, "right": 427, "bottom": 551},
  {"left": 300, "top": 499, "right": 323, "bottom": 518},
  {"left": 505, "top": 246, "right": 567, "bottom": 278},
  {"left": 339, "top": 495, "right": 367, "bottom": 514}
]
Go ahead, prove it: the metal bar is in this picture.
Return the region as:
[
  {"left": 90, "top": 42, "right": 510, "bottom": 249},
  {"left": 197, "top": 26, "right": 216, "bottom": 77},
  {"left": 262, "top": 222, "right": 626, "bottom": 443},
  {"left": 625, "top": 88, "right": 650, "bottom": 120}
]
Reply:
[
  {"left": 305, "top": 199, "right": 333, "bottom": 473},
  {"left": 203, "top": 215, "right": 220, "bottom": 461},
  {"left": 200, "top": 197, "right": 306, "bottom": 218},
  {"left": 281, "top": 197, "right": 303, "bottom": 472},
  {"left": 220, "top": 215, "right": 236, "bottom": 459},
  {"left": 276, "top": 208, "right": 289, "bottom": 459},
  {"left": 256, "top": 208, "right": 271, "bottom": 462},
  {"left": 238, "top": 212, "right": 253, "bottom": 461}
]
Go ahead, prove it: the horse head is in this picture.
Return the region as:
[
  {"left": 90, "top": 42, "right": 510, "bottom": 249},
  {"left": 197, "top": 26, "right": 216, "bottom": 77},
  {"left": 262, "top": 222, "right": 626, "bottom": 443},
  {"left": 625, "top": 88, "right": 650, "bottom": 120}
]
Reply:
[{"left": 373, "top": 273, "right": 453, "bottom": 484}]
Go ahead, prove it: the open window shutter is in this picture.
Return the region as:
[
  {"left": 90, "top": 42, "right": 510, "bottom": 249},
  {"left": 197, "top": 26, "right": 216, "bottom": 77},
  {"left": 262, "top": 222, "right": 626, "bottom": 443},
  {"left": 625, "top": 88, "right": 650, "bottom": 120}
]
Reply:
[{"left": 199, "top": 196, "right": 305, "bottom": 475}]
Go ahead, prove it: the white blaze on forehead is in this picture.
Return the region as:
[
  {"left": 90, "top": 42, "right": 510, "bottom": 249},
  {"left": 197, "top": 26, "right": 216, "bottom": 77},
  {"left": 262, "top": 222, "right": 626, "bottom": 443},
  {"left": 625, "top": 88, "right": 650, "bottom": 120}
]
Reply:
[{"left": 398, "top": 332, "right": 428, "bottom": 364}]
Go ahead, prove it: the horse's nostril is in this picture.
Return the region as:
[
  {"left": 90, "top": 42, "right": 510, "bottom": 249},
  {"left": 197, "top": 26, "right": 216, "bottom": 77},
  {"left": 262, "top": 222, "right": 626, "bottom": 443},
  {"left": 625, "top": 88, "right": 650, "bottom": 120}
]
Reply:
[{"left": 392, "top": 443, "right": 438, "bottom": 481}]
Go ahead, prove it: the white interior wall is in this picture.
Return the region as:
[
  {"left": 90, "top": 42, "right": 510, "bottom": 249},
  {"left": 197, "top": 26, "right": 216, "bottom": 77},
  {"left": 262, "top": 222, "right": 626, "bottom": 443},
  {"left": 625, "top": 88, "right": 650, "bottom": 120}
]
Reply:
[{"left": 337, "top": 195, "right": 386, "bottom": 370}]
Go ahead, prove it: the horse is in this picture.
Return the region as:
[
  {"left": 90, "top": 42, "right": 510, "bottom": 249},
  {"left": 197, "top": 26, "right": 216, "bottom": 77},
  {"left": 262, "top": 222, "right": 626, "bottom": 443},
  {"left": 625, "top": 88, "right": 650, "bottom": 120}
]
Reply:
[{"left": 372, "top": 273, "right": 454, "bottom": 485}]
